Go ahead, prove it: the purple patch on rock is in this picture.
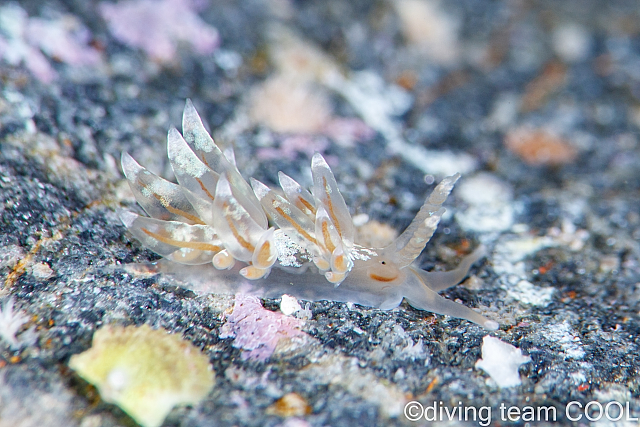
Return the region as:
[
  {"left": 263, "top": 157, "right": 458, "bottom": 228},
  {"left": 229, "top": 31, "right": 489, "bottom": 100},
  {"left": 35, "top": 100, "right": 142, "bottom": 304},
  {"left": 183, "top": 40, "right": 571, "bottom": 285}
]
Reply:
[
  {"left": 219, "top": 294, "right": 305, "bottom": 362},
  {"left": 100, "top": 0, "right": 219, "bottom": 62}
]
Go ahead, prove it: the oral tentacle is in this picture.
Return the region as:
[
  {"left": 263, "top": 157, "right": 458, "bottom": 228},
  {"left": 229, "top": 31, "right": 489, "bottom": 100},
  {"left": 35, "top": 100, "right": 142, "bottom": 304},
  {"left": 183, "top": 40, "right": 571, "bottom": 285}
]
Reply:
[{"left": 385, "top": 173, "right": 460, "bottom": 267}]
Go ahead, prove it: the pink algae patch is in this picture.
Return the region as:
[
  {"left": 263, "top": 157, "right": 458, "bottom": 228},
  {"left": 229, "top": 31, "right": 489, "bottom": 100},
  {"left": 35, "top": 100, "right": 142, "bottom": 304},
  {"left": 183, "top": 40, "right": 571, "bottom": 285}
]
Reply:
[
  {"left": 27, "top": 17, "right": 100, "bottom": 67},
  {"left": 99, "top": 0, "right": 219, "bottom": 62},
  {"left": 322, "top": 117, "right": 376, "bottom": 148},
  {"left": 0, "top": 4, "right": 101, "bottom": 83},
  {"left": 257, "top": 135, "right": 329, "bottom": 161},
  {"left": 219, "top": 294, "right": 305, "bottom": 362},
  {"left": 504, "top": 127, "right": 577, "bottom": 166}
]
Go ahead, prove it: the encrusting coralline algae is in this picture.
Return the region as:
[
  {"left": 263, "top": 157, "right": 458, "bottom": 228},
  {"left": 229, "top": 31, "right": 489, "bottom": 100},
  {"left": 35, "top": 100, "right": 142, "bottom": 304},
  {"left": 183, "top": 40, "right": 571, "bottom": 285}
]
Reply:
[{"left": 120, "top": 99, "right": 499, "bottom": 330}]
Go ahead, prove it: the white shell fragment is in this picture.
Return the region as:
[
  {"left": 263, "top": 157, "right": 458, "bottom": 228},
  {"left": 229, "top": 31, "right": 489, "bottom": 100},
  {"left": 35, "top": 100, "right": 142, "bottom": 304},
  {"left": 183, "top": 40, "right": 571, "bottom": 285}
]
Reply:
[
  {"left": 475, "top": 336, "right": 531, "bottom": 387},
  {"left": 280, "top": 294, "right": 302, "bottom": 316},
  {"left": 120, "top": 99, "right": 499, "bottom": 329},
  {"left": 68, "top": 325, "right": 214, "bottom": 427}
]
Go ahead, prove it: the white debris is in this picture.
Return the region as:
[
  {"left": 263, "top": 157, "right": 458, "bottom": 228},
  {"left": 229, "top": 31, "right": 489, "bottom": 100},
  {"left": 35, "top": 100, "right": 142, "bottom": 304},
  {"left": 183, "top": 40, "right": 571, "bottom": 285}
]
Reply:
[
  {"left": 278, "top": 418, "right": 312, "bottom": 427},
  {"left": 547, "top": 219, "right": 589, "bottom": 251},
  {"left": 351, "top": 213, "right": 369, "bottom": 227},
  {"left": 491, "top": 220, "right": 589, "bottom": 308},
  {"left": 213, "top": 49, "right": 242, "bottom": 75},
  {"left": 278, "top": 295, "right": 312, "bottom": 319},
  {"left": 280, "top": 294, "right": 302, "bottom": 316},
  {"left": 544, "top": 321, "right": 585, "bottom": 359},
  {"left": 569, "top": 371, "right": 587, "bottom": 384},
  {"left": 457, "top": 172, "right": 513, "bottom": 205},
  {"left": 485, "top": 92, "right": 521, "bottom": 131},
  {"left": 475, "top": 336, "right": 531, "bottom": 388},
  {"left": 0, "top": 244, "right": 25, "bottom": 270},
  {"left": 492, "top": 235, "right": 558, "bottom": 306},
  {"left": 594, "top": 385, "right": 633, "bottom": 406},
  {"left": 495, "top": 236, "right": 558, "bottom": 264},
  {"left": 30, "top": 262, "right": 54, "bottom": 279},
  {"left": 552, "top": 23, "right": 592, "bottom": 63},
  {"left": 411, "top": 148, "right": 478, "bottom": 176},
  {"left": 598, "top": 255, "right": 620, "bottom": 273},
  {"left": 506, "top": 279, "right": 555, "bottom": 306},
  {"left": 455, "top": 172, "right": 515, "bottom": 234},
  {"left": 328, "top": 69, "right": 478, "bottom": 176},
  {"left": 393, "top": 0, "right": 460, "bottom": 65}
]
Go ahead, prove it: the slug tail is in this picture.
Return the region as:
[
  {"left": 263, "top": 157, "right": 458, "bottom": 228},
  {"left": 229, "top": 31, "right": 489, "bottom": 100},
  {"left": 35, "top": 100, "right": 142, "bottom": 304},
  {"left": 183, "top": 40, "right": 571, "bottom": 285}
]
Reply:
[{"left": 404, "top": 268, "right": 498, "bottom": 330}]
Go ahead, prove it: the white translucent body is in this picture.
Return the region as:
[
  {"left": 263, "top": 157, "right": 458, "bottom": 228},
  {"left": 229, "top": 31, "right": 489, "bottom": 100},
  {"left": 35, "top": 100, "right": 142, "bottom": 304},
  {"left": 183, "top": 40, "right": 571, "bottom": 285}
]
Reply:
[{"left": 120, "top": 100, "right": 499, "bottom": 330}]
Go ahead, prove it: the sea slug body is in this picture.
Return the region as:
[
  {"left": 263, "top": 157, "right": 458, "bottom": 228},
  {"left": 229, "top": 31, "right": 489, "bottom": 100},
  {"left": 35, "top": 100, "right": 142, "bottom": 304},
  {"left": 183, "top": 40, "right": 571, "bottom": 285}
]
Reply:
[{"left": 119, "top": 100, "right": 499, "bottom": 330}]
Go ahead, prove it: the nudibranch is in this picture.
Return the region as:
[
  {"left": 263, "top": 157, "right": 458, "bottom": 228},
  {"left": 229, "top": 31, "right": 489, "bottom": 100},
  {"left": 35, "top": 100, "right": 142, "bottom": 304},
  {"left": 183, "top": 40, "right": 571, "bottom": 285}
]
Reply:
[{"left": 119, "top": 100, "right": 499, "bottom": 330}]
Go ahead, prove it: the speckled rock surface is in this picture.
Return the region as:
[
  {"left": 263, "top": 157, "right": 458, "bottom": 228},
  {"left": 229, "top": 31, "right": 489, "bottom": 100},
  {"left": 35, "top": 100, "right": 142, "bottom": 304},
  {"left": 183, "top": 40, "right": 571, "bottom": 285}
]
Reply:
[{"left": 1, "top": 0, "right": 640, "bottom": 426}]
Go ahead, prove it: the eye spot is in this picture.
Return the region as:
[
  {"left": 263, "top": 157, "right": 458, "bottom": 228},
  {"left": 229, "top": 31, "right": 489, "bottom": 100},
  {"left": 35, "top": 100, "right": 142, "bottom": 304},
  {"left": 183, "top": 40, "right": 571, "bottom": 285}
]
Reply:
[{"left": 381, "top": 261, "right": 386, "bottom": 265}]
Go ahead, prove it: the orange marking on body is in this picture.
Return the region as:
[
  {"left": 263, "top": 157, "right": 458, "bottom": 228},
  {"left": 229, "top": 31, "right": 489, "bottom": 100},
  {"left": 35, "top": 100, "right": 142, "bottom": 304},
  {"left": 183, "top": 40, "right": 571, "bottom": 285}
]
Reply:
[
  {"left": 296, "top": 196, "right": 316, "bottom": 215},
  {"left": 196, "top": 178, "right": 215, "bottom": 201},
  {"left": 223, "top": 202, "right": 255, "bottom": 252},
  {"left": 150, "top": 192, "right": 205, "bottom": 224},
  {"left": 275, "top": 206, "right": 317, "bottom": 244},
  {"left": 256, "top": 241, "right": 273, "bottom": 267},
  {"left": 163, "top": 204, "right": 205, "bottom": 224},
  {"left": 334, "top": 254, "right": 346, "bottom": 272},
  {"left": 321, "top": 220, "right": 336, "bottom": 253},
  {"left": 369, "top": 273, "right": 398, "bottom": 282},
  {"left": 141, "top": 228, "right": 221, "bottom": 252},
  {"left": 199, "top": 152, "right": 211, "bottom": 169},
  {"left": 322, "top": 177, "right": 342, "bottom": 238},
  {"left": 241, "top": 266, "right": 266, "bottom": 280}
]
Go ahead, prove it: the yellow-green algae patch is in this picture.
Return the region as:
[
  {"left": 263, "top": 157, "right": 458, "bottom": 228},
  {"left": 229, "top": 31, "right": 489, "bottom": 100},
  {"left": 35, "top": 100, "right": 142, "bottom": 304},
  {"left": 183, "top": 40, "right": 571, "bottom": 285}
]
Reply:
[{"left": 69, "top": 324, "right": 214, "bottom": 427}]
